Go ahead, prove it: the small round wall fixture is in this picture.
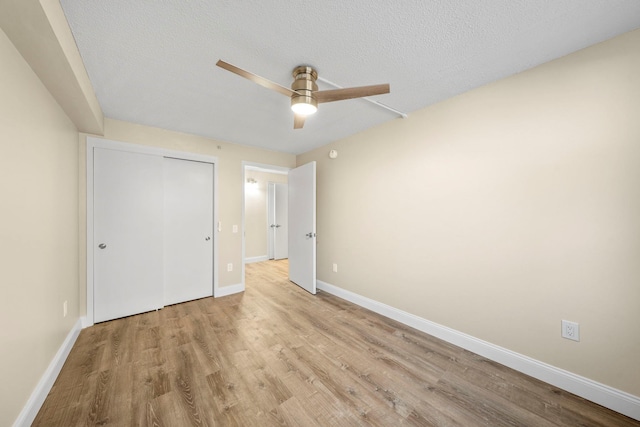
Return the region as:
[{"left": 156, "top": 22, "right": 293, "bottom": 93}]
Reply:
[{"left": 329, "top": 149, "right": 338, "bottom": 159}]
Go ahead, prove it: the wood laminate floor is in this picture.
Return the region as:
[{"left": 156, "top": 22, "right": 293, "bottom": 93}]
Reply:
[{"left": 34, "top": 260, "right": 638, "bottom": 426}]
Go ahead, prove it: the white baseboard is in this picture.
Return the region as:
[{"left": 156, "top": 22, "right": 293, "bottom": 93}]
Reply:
[
  {"left": 13, "top": 318, "right": 82, "bottom": 427},
  {"left": 316, "top": 280, "right": 640, "bottom": 421},
  {"left": 80, "top": 315, "right": 92, "bottom": 329},
  {"left": 215, "top": 283, "right": 244, "bottom": 298},
  {"left": 245, "top": 255, "right": 268, "bottom": 264}
]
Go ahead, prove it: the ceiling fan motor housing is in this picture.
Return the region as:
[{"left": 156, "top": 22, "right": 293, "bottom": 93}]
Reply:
[{"left": 291, "top": 66, "right": 318, "bottom": 111}]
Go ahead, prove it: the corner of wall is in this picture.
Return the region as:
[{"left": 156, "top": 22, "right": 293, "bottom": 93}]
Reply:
[{"left": 12, "top": 319, "right": 82, "bottom": 427}]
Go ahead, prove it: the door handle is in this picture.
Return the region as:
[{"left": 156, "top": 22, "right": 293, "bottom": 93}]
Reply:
[
  {"left": 305, "top": 232, "right": 316, "bottom": 238},
  {"left": 205, "top": 236, "right": 211, "bottom": 241},
  {"left": 270, "top": 224, "right": 282, "bottom": 228},
  {"left": 98, "top": 243, "right": 107, "bottom": 249}
]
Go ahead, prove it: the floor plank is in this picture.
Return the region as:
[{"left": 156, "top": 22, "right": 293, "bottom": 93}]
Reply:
[{"left": 33, "top": 260, "right": 639, "bottom": 426}]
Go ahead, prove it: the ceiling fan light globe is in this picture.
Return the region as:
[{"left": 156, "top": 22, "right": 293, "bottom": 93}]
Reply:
[
  {"left": 291, "top": 94, "right": 318, "bottom": 116},
  {"left": 291, "top": 102, "right": 317, "bottom": 116}
]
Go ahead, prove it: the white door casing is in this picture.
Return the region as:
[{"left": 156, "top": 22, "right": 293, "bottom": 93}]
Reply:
[
  {"left": 288, "top": 161, "right": 317, "bottom": 294},
  {"left": 163, "top": 157, "right": 214, "bottom": 306},
  {"left": 93, "top": 148, "right": 164, "bottom": 322}
]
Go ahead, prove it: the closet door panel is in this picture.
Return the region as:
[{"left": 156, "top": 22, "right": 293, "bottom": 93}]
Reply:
[
  {"left": 163, "top": 158, "right": 214, "bottom": 306},
  {"left": 93, "top": 148, "right": 164, "bottom": 322}
]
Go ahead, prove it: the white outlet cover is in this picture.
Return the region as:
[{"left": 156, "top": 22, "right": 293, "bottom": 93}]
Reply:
[{"left": 561, "top": 319, "right": 580, "bottom": 342}]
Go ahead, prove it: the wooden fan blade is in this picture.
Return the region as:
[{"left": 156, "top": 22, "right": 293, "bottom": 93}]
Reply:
[
  {"left": 216, "top": 60, "right": 296, "bottom": 97},
  {"left": 315, "top": 84, "right": 390, "bottom": 103},
  {"left": 294, "top": 114, "right": 306, "bottom": 129}
]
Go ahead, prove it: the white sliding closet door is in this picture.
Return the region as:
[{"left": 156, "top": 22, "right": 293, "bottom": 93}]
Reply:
[
  {"left": 163, "top": 157, "right": 214, "bottom": 305},
  {"left": 94, "top": 148, "right": 164, "bottom": 322}
]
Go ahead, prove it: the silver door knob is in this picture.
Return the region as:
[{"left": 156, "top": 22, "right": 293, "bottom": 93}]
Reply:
[
  {"left": 305, "top": 232, "right": 316, "bottom": 238},
  {"left": 98, "top": 243, "right": 107, "bottom": 249}
]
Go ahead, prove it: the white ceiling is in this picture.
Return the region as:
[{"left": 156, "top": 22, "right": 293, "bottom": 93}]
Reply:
[{"left": 59, "top": 0, "right": 640, "bottom": 155}]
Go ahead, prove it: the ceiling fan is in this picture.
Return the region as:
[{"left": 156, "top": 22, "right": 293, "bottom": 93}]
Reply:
[{"left": 216, "top": 60, "right": 390, "bottom": 129}]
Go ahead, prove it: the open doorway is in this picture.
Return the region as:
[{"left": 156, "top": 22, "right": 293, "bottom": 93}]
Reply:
[
  {"left": 242, "top": 163, "right": 290, "bottom": 286},
  {"left": 242, "top": 161, "right": 317, "bottom": 294}
]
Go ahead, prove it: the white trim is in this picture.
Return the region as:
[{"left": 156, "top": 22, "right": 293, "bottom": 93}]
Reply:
[
  {"left": 86, "top": 136, "right": 219, "bottom": 326},
  {"left": 86, "top": 139, "right": 94, "bottom": 327},
  {"left": 245, "top": 165, "right": 289, "bottom": 175},
  {"left": 80, "top": 316, "right": 92, "bottom": 329},
  {"left": 215, "top": 283, "right": 245, "bottom": 298},
  {"left": 316, "top": 280, "right": 640, "bottom": 421},
  {"left": 13, "top": 319, "right": 82, "bottom": 427},
  {"left": 245, "top": 255, "right": 268, "bottom": 264},
  {"left": 212, "top": 158, "right": 220, "bottom": 298}
]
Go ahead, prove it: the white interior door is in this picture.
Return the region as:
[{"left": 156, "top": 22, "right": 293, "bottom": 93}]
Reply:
[
  {"left": 94, "top": 148, "right": 164, "bottom": 322},
  {"left": 268, "top": 183, "right": 276, "bottom": 259},
  {"left": 274, "top": 182, "right": 288, "bottom": 260},
  {"left": 163, "top": 157, "right": 214, "bottom": 306},
  {"left": 288, "top": 161, "right": 316, "bottom": 294}
]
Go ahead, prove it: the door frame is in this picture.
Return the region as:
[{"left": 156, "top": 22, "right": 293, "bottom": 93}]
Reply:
[
  {"left": 86, "top": 137, "right": 219, "bottom": 327},
  {"left": 241, "top": 162, "right": 290, "bottom": 289}
]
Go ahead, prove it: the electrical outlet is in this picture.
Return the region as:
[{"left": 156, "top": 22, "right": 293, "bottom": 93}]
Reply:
[
  {"left": 561, "top": 320, "right": 580, "bottom": 342},
  {"left": 227, "top": 263, "right": 233, "bottom": 272},
  {"left": 332, "top": 263, "right": 338, "bottom": 273},
  {"left": 63, "top": 300, "right": 68, "bottom": 318},
  {"left": 232, "top": 225, "right": 238, "bottom": 233}
]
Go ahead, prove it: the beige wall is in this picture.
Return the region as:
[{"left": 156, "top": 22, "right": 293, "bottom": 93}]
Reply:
[
  {"left": 298, "top": 29, "right": 640, "bottom": 396},
  {"left": 245, "top": 171, "right": 288, "bottom": 259},
  {"left": 2, "top": 1, "right": 637, "bottom": 421},
  {"left": 78, "top": 119, "right": 296, "bottom": 316},
  {"left": 0, "top": 27, "right": 80, "bottom": 426},
  {"left": 0, "top": 0, "right": 103, "bottom": 134}
]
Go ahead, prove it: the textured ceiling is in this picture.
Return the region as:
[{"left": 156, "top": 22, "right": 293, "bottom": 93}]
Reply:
[{"left": 60, "top": 0, "right": 640, "bottom": 154}]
